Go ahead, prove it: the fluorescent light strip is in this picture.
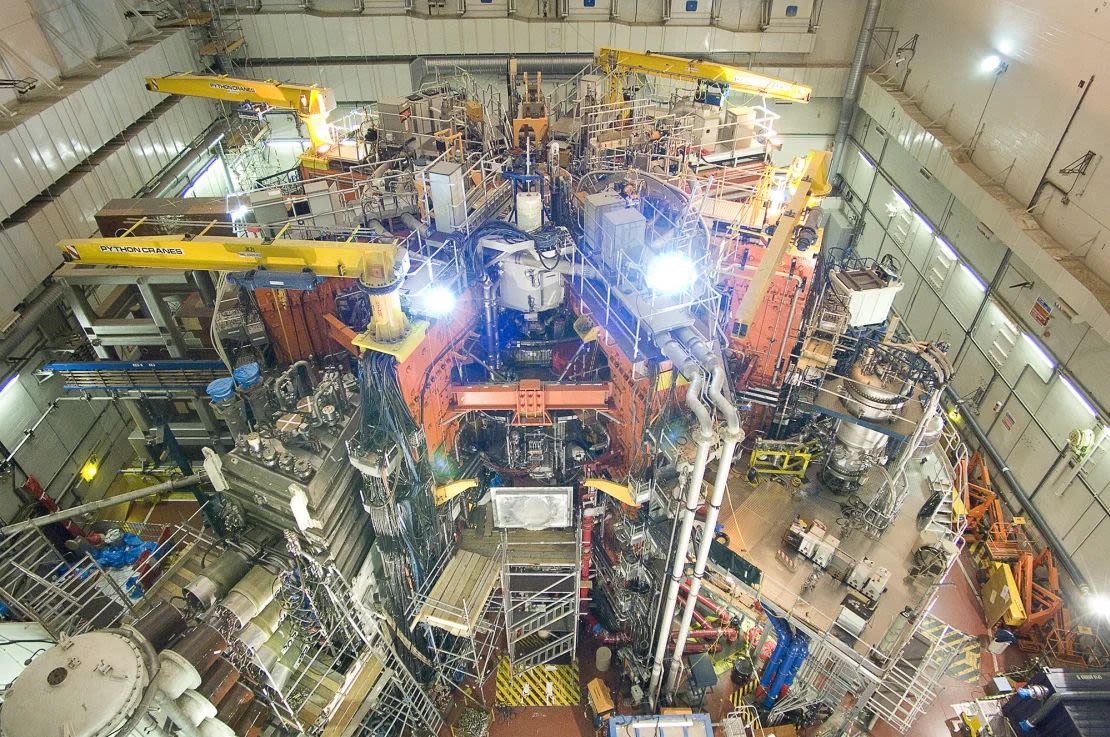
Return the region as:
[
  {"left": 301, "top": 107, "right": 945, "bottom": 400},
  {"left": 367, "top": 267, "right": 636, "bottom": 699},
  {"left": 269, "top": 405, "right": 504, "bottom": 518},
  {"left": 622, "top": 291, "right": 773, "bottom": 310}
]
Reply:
[
  {"left": 937, "top": 238, "right": 957, "bottom": 260},
  {"left": 960, "top": 263, "right": 987, "bottom": 291},
  {"left": 1061, "top": 375, "right": 1098, "bottom": 417},
  {"left": 1022, "top": 333, "right": 1056, "bottom": 369},
  {"left": 913, "top": 211, "right": 933, "bottom": 234},
  {"left": 0, "top": 374, "right": 18, "bottom": 399},
  {"left": 858, "top": 151, "right": 874, "bottom": 169},
  {"left": 891, "top": 191, "right": 910, "bottom": 211}
]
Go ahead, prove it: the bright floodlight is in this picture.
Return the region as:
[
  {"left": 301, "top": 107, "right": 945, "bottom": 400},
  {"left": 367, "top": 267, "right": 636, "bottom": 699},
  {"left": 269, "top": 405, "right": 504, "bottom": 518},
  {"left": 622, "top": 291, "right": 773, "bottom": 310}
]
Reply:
[
  {"left": 1089, "top": 592, "right": 1110, "bottom": 619},
  {"left": 646, "top": 252, "right": 697, "bottom": 295},
  {"left": 422, "top": 285, "right": 456, "bottom": 316},
  {"left": 980, "top": 54, "right": 1003, "bottom": 73}
]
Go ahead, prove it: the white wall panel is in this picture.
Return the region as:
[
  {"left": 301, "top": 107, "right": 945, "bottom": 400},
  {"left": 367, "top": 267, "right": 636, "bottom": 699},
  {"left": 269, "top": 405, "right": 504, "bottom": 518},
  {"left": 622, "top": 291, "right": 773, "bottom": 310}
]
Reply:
[
  {"left": 238, "top": 13, "right": 820, "bottom": 61},
  {"left": 858, "top": 77, "right": 1110, "bottom": 343},
  {"left": 0, "top": 96, "right": 215, "bottom": 318},
  {"left": 0, "top": 31, "right": 194, "bottom": 220}
]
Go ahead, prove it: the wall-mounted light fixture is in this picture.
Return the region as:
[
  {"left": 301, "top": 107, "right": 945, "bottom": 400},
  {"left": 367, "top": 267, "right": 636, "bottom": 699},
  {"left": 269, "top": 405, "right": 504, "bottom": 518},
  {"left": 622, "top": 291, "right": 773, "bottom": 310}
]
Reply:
[
  {"left": 80, "top": 455, "right": 100, "bottom": 483},
  {"left": 979, "top": 54, "right": 1009, "bottom": 75}
]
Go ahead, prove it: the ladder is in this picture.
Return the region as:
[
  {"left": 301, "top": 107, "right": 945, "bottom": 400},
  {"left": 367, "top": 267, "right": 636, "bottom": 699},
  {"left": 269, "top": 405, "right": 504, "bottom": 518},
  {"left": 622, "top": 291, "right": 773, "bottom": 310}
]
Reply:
[{"left": 329, "top": 568, "right": 446, "bottom": 737}]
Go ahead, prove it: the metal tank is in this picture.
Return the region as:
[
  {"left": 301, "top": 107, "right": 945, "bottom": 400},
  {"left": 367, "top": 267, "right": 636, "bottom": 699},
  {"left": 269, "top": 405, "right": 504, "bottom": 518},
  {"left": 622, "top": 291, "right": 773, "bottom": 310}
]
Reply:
[{"left": 819, "top": 353, "right": 910, "bottom": 494}]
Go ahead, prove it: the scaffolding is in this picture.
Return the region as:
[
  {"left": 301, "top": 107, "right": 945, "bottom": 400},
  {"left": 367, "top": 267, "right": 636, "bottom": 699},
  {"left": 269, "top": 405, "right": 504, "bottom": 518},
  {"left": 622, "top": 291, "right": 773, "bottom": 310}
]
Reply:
[
  {"left": 409, "top": 543, "right": 504, "bottom": 701},
  {"left": 501, "top": 526, "right": 582, "bottom": 675}
]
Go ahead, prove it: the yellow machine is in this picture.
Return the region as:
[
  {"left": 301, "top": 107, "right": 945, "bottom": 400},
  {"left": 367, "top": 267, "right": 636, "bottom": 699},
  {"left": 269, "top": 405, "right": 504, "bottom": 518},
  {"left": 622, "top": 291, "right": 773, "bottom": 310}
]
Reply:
[
  {"left": 595, "top": 47, "right": 813, "bottom": 106},
  {"left": 145, "top": 73, "right": 337, "bottom": 164},
  {"left": 58, "top": 226, "right": 429, "bottom": 361},
  {"left": 747, "top": 438, "right": 821, "bottom": 487}
]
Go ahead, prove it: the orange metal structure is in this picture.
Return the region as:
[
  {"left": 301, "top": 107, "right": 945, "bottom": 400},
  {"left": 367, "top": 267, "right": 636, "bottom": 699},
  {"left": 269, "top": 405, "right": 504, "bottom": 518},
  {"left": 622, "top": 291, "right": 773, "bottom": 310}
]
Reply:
[
  {"left": 962, "top": 451, "right": 1028, "bottom": 561},
  {"left": 963, "top": 452, "right": 1105, "bottom": 666},
  {"left": 449, "top": 381, "right": 612, "bottom": 425},
  {"left": 1014, "top": 547, "right": 1064, "bottom": 636}
]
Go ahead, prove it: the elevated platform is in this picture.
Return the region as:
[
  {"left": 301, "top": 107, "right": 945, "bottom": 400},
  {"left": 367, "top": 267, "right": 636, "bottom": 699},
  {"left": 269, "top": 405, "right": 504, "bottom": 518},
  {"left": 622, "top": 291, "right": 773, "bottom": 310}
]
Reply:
[{"left": 412, "top": 549, "right": 499, "bottom": 637}]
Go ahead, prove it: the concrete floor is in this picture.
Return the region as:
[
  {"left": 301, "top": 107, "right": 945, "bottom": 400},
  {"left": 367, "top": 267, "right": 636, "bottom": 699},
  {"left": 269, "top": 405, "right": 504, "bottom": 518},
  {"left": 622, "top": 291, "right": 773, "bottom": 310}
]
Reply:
[{"left": 718, "top": 450, "right": 953, "bottom": 654}]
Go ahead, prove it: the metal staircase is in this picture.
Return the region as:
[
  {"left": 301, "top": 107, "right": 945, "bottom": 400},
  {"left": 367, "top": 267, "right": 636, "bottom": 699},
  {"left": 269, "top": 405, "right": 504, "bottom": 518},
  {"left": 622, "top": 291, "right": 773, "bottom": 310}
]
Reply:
[
  {"left": 866, "top": 615, "right": 968, "bottom": 733},
  {"left": 323, "top": 565, "right": 446, "bottom": 737}
]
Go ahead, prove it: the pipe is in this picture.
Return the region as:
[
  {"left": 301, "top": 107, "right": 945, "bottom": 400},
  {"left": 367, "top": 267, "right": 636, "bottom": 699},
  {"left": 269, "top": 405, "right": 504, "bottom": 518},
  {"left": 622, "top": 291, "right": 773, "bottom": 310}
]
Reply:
[
  {"left": 677, "top": 595, "right": 711, "bottom": 628},
  {"left": 763, "top": 631, "right": 809, "bottom": 708},
  {"left": 0, "top": 282, "right": 66, "bottom": 361},
  {"left": 0, "top": 473, "right": 207, "bottom": 535},
  {"left": 147, "top": 118, "right": 232, "bottom": 198},
  {"left": 401, "top": 212, "right": 428, "bottom": 235},
  {"left": 482, "top": 275, "right": 500, "bottom": 368},
  {"left": 156, "top": 691, "right": 206, "bottom": 737},
  {"left": 366, "top": 219, "right": 391, "bottom": 236},
  {"left": 758, "top": 614, "right": 792, "bottom": 690},
  {"left": 678, "top": 581, "right": 729, "bottom": 618},
  {"left": 671, "top": 627, "right": 738, "bottom": 642},
  {"left": 947, "top": 388, "right": 1087, "bottom": 588},
  {"left": 829, "top": 0, "right": 882, "bottom": 175},
  {"left": 648, "top": 339, "right": 716, "bottom": 708},
  {"left": 664, "top": 330, "right": 743, "bottom": 699}
]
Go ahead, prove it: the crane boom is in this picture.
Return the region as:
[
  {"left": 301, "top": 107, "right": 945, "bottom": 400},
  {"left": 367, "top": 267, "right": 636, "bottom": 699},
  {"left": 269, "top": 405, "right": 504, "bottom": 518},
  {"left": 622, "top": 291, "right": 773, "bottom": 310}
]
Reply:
[
  {"left": 596, "top": 47, "right": 812, "bottom": 103},
  {"left": 57, "top": 231, "right": 430, "bottom": 361},
  {"left": 145, "top": 73, "right": 336, "bottom": 148}
]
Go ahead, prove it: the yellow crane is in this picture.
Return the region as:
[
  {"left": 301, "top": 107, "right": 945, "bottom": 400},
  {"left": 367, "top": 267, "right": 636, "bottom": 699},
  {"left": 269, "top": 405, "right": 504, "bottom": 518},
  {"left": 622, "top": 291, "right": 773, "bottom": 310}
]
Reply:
[
  {"left": 595, "top": 47, "right": 813, "bottom": 105},
  {"left": 57, "top": 227, "right": 430, "bottom": 361},
  {"left": 145, "top": 73, "right": 337, "bottom": 157}
]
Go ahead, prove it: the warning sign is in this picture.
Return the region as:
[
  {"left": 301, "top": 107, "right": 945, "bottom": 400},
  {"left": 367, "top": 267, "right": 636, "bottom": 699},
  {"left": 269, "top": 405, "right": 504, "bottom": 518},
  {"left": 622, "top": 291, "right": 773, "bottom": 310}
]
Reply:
[{"left": 1030, "top": 297, "right": 1053, "bottom": 327}]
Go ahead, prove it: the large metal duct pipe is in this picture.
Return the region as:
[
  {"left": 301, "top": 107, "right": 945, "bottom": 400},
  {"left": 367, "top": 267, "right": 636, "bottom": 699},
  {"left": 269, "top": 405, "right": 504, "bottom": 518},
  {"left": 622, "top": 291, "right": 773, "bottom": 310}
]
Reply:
[
  {"left": 144, "top": 118, "right": 232, "bottom": 198},
  {"left": 664, "top": 328, "right": 744, "bottom": 699},
  {"left": 648, "top": 337, "right": 717, "bottom": 708},
  {"left": 829, "top": 0, "right": 882, "bottom": 175},
  {"left": 0, "top": 281, "right": 66, "bottom": 361},
  {"left": 946, "top": 388, "right": 1087, "bottom": 588},
  {"left": 410, "top": 54, "right": 593, "bottom": 88}
]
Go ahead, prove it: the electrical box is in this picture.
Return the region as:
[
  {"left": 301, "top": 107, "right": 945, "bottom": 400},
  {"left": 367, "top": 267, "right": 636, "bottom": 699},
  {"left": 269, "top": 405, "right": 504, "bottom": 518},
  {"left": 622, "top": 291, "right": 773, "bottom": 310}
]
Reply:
[
  {"left": 813, "top": 533, "right": 838, "bottom": 569},
  {"left": 377, "top": 97, "right": 412, "bottom": 148},
  {"left": 406, "top": 93, "right": 432, "bottom": 135},
  {"left": 248, "top": 188, "right": 288, "bottom": 239},
  {"left": 847, "top": 557, "right": 874, "bottom": 591},
  {"left": 721, "top": 106, "right": 758, "bottom": 150},
  {"left": 599, "top": 206, "right": 647, "bottom": 270},
  {"left": 829, "top": 267, "right": 904, "bottom": 327},
  {"left": 583, "top": 191, "right": 625, "bottom": 250},
  {"left": 427, "top": 161, "right": 466, "bottom": 233},
  {"left": 798, "top": 519, "right": 826, "bottom": 559},
  {"left": 499, "top": 252, "right": 565, "bottom": 314},
  {"left": 693, "top": 107, "right": 720, "bottom": 149}
]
